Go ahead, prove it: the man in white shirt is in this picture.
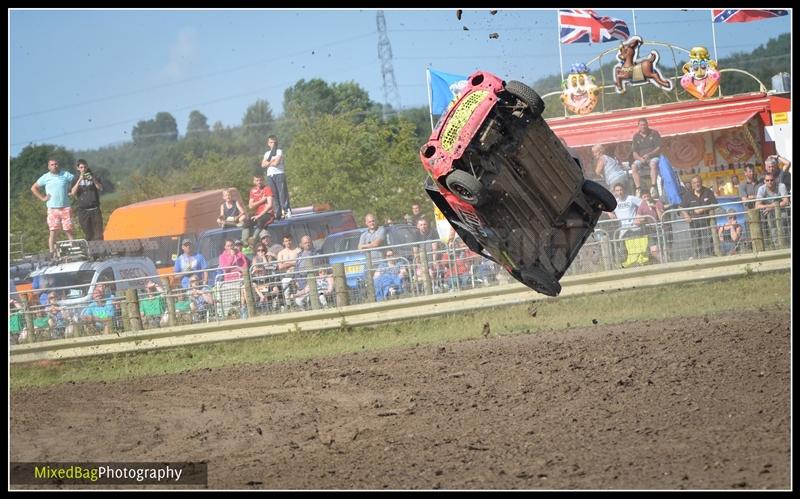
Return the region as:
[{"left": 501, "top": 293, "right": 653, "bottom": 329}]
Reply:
[{"left": 607, "top": 182, "right": 642, "bottom": 238}]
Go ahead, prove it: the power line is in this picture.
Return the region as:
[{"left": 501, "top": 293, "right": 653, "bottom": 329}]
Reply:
[{"left": 11, "top": 30, "right": 378, "bottom": 121}]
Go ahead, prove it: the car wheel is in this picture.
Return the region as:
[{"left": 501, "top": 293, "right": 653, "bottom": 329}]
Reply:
[
  {"left": 582, "top": 180, "right": 617, "bottom": 212},
  {"left": 505, "top": 80, "right": 545, "bottom": 118},
  {"left": 445, "top": 170, "right": 487, "bottom": 206}
]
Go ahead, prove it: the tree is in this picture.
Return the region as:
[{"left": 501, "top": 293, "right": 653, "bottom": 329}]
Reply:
[
  {"left": 131, "top": 112, "right": 179, "bottom": 146},
  {"left": 186, "top": 110, "right": 210, "bottom": 136},
  {"left": 9, "top": 144, "right": 75, "bottom": 199},
  {"left": 241, "top": 99, "right": 274, "bottom": 137},
  {"left": 287, "top": 113, "right": 427, "bottom": 222}
]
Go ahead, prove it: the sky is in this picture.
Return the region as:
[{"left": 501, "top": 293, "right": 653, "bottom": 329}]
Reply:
[{"left": 8, "top": 8, "right": 792, "bottom": 156}]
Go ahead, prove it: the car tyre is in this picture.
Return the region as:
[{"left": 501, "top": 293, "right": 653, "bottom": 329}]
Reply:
[
  {"left": 582, "top": 180, "right": 617, "bottom": 212},
  {"left": 445, "top": 170, "right": 488, "bottom": 206},
  {"left": 505, "top": 80, "right": 545, "bottom": 118}
]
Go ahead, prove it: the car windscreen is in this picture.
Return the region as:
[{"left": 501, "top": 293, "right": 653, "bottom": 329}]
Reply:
[
  {"left": 321, "top": 233, "right": 362, "bottom": 255},
  {"left": 36, "top": 270, "right": 96, "bottom": 298}
]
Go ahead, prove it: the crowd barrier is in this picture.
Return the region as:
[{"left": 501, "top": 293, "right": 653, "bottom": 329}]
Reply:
[{"left": 8, "top": 197, "right": 791, "bottom": 345}]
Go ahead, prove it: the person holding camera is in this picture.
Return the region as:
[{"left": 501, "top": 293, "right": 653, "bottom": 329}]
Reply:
[{"left": 70, "top": 159, "right": 104, "bottom": 240}]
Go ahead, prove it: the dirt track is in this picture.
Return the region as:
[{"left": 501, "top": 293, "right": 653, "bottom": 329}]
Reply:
[{"left": 11, "top": 306, "right": 790, "bottom": 490}]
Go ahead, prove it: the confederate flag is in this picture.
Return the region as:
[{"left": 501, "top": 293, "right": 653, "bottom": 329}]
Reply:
[{"left": 712, "top": 9, "right": 789, "bottom": 23}]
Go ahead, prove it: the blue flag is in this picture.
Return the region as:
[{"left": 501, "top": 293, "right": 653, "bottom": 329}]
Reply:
[{"left": 429, "top": 69, "right": 468, "bottom": 115}]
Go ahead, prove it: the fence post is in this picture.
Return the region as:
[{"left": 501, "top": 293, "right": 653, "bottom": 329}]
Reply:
[
  {"left": 711, "top": 225, "right": 722, "bottom": 256},
  {"left": 418, "top": 245, "right": 433, "bottom": 295},
  {"left": 364, "top": 252, "right": 376, "bottom": 303},
  {"left": 308, "top": 272, "right": 320, "bottom": 310},
  {"left": 126, "top": 288, "right": 142, "bottom": 332},
  {"left": 120, "top": 290, "right": 132, "bottom": 331},
  {"left": 242, "top": 266, "right": 256, "bottom": 318},
  {"left": 333, "top": 263, "right": 349, "bottom": 307},
  {"left": 161, "top": 276, "right": 176, "bottom": 327},
  {"left": 19, "top": 294, "right": 35, "bottom": 344},
  {"left": 746, "top": 208, "right": 764, "bottom": 253},
  {"left": 599, "top": 233, "right": 614, "bottom": 270},
  {"left": 774, "top": 205, "right": 786, "bottom": 248}
]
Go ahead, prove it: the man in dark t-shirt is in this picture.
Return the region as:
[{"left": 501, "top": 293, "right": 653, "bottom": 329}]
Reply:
[
  {"left": 680, "top": 175, "right": 718, "bottom": 258},
  {"left": 631, "top": 118, "right": 662, "bottom": 197},
  {"left": 69, "top": 159, "right": 104, "bottom": 240}
]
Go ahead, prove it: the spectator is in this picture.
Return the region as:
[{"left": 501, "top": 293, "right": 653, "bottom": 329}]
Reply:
[
  {"left": 739, "top": 164, "right": 760, "bottom": 210},
  {"left": 277, "top": 234, "right": 302, "bottom": 305},
  {"left": 373, "top": 249, "right": 407, "bottom": 301},
  {"left": 69, "top": 159, "right": 104, "bottom": 241},
  {"left": 174, "top": 240, "right": 208, "bottom": 289},
  {"left": 358, "top": 213, "right": 387, "bottom": 261},
  {"left": 294, "top": 267, "right": 335, "bottom": 309},
  {"left": 218, "top": 239, "right": 249, "bottom": 281},
  {"left": 251, "top": 246, "right": 281, "bottom": 310},
  {"left": 680, "top": 175, "right": 718, "bottom": 258},
  {"left": 631, "top": 117, "right": 662, "bottom": 197},
  {"left": 247, "top": 173, "right": 275, "bottom": 238},
  {"left": 45, "top": 291, "right": 67, "bottom": 337},
  {"left": 9, "top": 298, "right": 26, "bottom": 343},
  {"left": 634, "top": 189, "right": 664, "bottom": 263},
  {"left": 718, "top": 209, "right": 743, "bottom": 255},
  {"left": 607, "top": 182, "right": 642, "bottom": 238},
  {"left": 80, "top": 284, "right": 115, "bottom": 335},
  {"left": 592, "top": 144, "right": 637, "bottom": 194},
  {"left": 139, "top": 280, "right": 165, "bottom": 328},
  {"left": 764, "top": 154, "right": 791, "bottom": 195},
  {"left": 31, "top": 158, "right": 75, "bottom": 255},
  {"left": 755, "top": 172, "right": 790, "bottom": 249},
  {"left": 293, "top": 235, "right": 320, "bottom": 301},
  {"left": 441, "top": 238, "right": 476, "bottom": 289},
  {"left": 259, "top": 230, "right": 283, "bottom": 259},
  {"left": 217, "top": 188, "right": 248, "bottom": 228},
  {"left": 187, "top": 276, "right": 214, "bottom": 318},
  {"left": 409, "top": 203, "right": 426, "bottom": 226},
  {"left": 261, "top": 135, "right": 291, "bottom": 220}
]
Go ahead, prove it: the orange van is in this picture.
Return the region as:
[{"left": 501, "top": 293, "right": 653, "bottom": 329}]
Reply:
[{"left": 104, "top": 188, "right": 243, "bottom": 273}]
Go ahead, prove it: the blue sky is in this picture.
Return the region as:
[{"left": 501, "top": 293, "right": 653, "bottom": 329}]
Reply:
[{"left": 9, "top": 8, "right": 791, "bottom": 156}]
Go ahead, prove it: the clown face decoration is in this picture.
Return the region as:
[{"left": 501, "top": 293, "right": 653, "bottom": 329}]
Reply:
[
  {"left": 561, "top": 63, "right": 599, "bottom": 115},
  {"left": 680, "top": 46, "right": 720, "bottom": 99}
]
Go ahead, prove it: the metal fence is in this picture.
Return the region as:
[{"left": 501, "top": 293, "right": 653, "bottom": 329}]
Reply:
[{"left": 9, "top": 197, "right": 791, "bottom": 345}]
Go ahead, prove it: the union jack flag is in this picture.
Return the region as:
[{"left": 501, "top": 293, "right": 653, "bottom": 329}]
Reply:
[
  {"left": 712, "top": 9, "right": 789, "bottom": 23},
  {"left": 559, "top": 9, "right": 630, "bottom": 44}
]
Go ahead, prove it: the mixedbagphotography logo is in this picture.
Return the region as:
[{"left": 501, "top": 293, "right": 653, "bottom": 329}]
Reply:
[{"left": 10, "top": 462, "right": 208, "bottom": 486}]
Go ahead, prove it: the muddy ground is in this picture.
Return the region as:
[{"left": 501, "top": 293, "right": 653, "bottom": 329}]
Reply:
[{"left": 10, "top": 307, "right": 791, "bottom": 490}]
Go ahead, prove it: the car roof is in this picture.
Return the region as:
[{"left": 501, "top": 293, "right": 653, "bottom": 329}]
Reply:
[{"left": 29, "top": 257, "right": 154, "bottom": 276}]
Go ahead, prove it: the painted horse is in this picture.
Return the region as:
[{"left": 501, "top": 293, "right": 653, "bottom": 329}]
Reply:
[{"left": 613, "top": 36, "right": 673, "bottom": 94}]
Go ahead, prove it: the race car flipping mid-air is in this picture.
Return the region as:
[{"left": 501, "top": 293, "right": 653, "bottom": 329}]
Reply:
[{"left": 419, "top": 70, "right": 616, "bottom": 296}]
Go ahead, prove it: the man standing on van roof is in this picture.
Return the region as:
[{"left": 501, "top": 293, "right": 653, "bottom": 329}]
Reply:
[
  {"left": 31, "top": 158, "right": 75, "bottom": 255},
  {"left": 174, "top": 240, "right": 208, "bottom": 289},
  {"left": 261, "top": 135, "right": 292, "bottom": 220},
  {"left": 70, "top": 159, "right": 104, "bottom": 241}
]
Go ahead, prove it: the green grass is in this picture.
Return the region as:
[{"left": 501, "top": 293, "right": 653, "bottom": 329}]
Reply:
[{"left": 11, "top": 271, "right": 790, "bottom": 389}]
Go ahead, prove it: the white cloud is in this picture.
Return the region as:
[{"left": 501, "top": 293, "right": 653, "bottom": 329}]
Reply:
[{"left": 162, "top": 28, "right": 198, "bottom": 81}]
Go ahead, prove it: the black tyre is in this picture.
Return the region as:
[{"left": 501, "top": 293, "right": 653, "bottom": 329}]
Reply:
[
  {"left": 505, "top": 80, "right": 545, "bottom": 118},
  {"left": 445, "top": 170, "right": 487, "bottom": 206},
  {"left": 582, "top": 180, "right": 617, "bottom": 212}
]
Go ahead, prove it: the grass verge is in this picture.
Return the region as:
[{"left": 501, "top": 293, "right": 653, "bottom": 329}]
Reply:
[{"left": 11, "top": 270, "right": 790, "bottom": 389}]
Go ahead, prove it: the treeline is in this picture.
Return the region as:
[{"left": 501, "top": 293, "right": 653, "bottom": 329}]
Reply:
[{"left": 10, "top": 78, "right": 433, "bottom": 254}]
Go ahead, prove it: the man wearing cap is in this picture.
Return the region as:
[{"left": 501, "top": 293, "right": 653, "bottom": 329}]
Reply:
[
  {"left": 174, "top": 239, "right": 208, "bottom": 289},
  {"left": 260, "top": 231, "right": 283, "bottom": 259}
]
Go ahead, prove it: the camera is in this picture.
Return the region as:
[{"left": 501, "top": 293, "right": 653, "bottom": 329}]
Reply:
[{"left": 83, "top": 171, "right": 93, "bottom": 181}]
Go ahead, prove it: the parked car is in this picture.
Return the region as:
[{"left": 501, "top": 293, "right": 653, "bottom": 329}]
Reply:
[
  {"left": 320, "top": 223, "right": 420, "bottom": 288},
  {"left": 419, "top": 70, "right": 616, "bottom": 296}
]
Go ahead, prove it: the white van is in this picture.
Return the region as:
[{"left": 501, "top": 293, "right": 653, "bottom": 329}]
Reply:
[{"left": 29, "top": 256, "right": 157, "bottom": 308}]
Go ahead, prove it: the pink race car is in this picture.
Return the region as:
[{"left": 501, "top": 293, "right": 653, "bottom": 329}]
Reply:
[{"left": 419, "top": 71, "right": 616, "bottom": 296}]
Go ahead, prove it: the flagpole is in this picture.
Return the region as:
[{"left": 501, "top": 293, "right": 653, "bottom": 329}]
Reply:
[
  {"left": 426, "top": 66, "right": 435, "bottom": 132},
  {"left": 556, "top": 10, "right": 567, "bottom": 117},
  {"left": 709, "top": 10, "right": 723, "bottom": 97},
  {"left": 631, "top": 9, "right": 645, "bottom": 108}
]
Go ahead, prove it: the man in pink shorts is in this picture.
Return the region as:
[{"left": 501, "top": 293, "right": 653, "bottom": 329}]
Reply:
[{"left": 31, "top": 158, "right": 75, "bottom": 255}]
